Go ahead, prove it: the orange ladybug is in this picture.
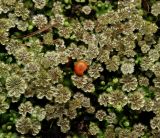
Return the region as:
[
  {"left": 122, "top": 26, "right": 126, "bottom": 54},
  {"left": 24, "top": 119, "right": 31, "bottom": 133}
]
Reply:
[{"left": 74, "top": 60, "right": 88, "bottom": 76}]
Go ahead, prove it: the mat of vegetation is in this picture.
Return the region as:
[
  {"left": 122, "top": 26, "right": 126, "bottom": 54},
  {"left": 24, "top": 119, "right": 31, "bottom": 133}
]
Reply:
[{"left": 0, "top": 0, "right": 160, "bottom": 137}]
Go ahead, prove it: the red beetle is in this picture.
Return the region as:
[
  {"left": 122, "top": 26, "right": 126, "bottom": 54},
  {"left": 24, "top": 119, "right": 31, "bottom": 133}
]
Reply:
[{"left": 74, "top": 60, "right": 88, "bottom": 76}]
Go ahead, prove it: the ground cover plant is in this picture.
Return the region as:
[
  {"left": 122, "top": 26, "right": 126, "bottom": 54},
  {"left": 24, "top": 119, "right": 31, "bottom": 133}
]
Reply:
[{"left": 0, "top": 0, "right": 160, "bottom": 137}]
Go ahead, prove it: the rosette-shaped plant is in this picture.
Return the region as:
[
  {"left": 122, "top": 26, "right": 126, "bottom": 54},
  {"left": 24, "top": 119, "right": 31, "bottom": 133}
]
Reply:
[
  {"left": 53, "top": 84, "right": 71, "bottom": 104},
  {"left": 6, "top": 75, "right": 27, "bottom": 98},
  {"left": 0, "top": 94, "right": 9, "bottom": 114}
]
